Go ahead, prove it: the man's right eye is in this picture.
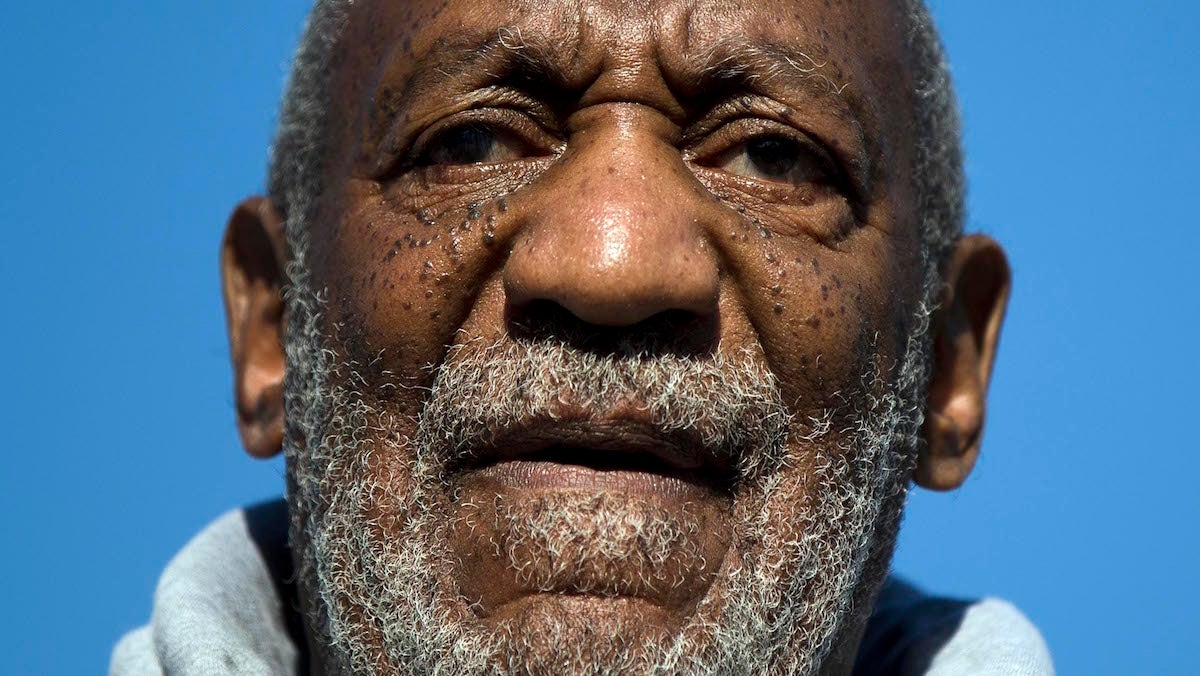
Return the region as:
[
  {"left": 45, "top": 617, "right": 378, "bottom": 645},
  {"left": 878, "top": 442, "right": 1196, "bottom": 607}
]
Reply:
[{"left": 420, "top": 124, "right": 518, "bottom": 166}]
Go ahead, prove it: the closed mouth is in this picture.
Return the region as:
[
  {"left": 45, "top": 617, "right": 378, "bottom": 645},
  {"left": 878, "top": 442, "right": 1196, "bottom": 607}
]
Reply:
[{"left": 455, "top": 419, "right": 733, "bottom": 497}]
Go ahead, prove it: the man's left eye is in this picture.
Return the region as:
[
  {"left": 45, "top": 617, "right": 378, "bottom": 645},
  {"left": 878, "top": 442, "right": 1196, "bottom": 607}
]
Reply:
[
  {"left": 718, "top": 135, "right": 826, "bottom": 186},
  {"left": 420, "top": 124, "right": 521, "bottom": 166}
]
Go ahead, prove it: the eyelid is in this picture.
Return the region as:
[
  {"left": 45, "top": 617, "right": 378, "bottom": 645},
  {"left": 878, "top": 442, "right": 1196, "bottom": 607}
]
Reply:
[
  {"left": 414, "top": 110, "right": 554, "bottom": 161},
  {"left": 388, "top": 107, "right": 561, "bottom": 177},
  {"left": 683, "top": 99, "right": 863, "bottom": 201},
  {"left": 689, "top": 118, "right": 835, "bottom": 176}
]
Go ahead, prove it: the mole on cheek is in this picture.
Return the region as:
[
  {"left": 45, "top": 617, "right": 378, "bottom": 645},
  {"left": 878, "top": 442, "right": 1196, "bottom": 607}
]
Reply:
[{"left": 383, "top": 240, "right": 401, "bottom": 262}]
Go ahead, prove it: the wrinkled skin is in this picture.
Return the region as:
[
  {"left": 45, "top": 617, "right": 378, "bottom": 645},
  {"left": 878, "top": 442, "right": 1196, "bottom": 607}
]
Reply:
[{"left": 220, "top": 0, "right": 1011, "bottom": 673}]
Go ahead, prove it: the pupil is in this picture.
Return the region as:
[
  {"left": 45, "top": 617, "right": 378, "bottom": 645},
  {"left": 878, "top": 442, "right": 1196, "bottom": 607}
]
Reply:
[
  {"left": 748, "top": 137, "right": 796, "bottom": 177},
  {"left": 443, "top": 125, "right": 495, "bottom": 165}
]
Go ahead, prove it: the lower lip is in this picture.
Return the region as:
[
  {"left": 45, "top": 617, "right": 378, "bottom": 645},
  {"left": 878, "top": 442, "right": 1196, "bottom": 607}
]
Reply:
[{"left": 470, "top": 460, "right": 724, "bottom": 500}]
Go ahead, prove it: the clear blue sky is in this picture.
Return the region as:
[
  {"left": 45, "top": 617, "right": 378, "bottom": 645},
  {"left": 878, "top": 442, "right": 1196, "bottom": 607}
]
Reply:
[{"left": 2, "top": 2, "right": 1196, "bottom": 674}]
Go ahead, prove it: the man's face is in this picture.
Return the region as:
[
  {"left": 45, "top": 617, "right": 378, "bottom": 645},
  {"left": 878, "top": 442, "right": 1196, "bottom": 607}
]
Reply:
[{"left": 268, "top": 0, "right": 947, "bottom": 673}]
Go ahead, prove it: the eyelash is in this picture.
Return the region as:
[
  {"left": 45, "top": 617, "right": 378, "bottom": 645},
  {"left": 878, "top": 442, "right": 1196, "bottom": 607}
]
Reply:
[
  {"left": 407, "top": 109, "right": 559, "bottom": 169},
  {"left": 692, "top": 119, "right": 837, "bottom": 176}
]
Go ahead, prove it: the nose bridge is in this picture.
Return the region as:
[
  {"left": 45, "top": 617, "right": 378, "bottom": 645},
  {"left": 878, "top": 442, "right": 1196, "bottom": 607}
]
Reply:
[{"left": 504, "top": 116, "right": 719, "bottom": 327}]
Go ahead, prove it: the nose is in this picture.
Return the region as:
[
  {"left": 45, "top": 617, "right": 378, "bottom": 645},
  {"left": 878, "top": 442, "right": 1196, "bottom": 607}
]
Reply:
[{"left": 503, "top": 120, "right": 719, "bottom": 328}]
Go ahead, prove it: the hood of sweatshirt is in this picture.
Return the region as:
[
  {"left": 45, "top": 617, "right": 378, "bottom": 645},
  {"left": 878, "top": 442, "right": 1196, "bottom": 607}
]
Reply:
[{"left": 112, "top": 499, "right": 1052, "bottom": 675}]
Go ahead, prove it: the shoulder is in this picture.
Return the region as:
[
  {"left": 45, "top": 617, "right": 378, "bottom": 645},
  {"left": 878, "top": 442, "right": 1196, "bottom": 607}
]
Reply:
[
  {"left": 918, "top": 597, "right": 1054, "bottom": 676},
  {"left": 110, "top": 501, "right": 300, "bottom": 676},
  {"left": 856, "top": 577, "right": 1054, "bottom": 676}
]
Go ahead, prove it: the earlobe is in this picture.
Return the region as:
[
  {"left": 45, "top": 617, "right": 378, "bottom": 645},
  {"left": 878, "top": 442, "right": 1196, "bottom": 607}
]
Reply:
[
  {"left": 916, "top": 234, "right": 1011, "bottom": 491},
  {"left": 221, "top": 197, "right": 289, "bottom": 459}
]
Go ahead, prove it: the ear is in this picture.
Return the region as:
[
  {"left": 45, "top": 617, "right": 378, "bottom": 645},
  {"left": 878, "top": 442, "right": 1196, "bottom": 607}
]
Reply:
[
  {"left": 916, "top": 234, "right": 1011, "bottom": 491},
  {"left": 221, "top": 196, "right": 289, "bottom": 459}
]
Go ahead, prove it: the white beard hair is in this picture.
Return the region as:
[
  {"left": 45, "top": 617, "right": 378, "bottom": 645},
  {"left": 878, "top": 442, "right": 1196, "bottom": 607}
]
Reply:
[{"left": 283, "top": 277, "right": 932, "bottom": 676}]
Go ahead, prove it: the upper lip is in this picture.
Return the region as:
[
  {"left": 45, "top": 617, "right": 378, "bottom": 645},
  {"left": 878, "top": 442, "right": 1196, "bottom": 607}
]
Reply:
[{"left": 457, "top": 416, "right": 732, "bottom": 478}]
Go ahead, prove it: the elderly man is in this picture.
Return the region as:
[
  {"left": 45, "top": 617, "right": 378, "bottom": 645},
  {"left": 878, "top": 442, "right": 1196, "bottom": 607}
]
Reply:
[{"left": 114, "top": 0, "right": 1052, "bottom": 673}]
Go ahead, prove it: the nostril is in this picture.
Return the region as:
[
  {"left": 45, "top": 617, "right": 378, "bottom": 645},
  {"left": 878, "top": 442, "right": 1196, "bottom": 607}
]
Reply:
[
  {"left": 506, "top": 299, "right": 582, "bottom": 340},
  {"left": 506, "top": 299, "right": 718, "bottom": 358}
]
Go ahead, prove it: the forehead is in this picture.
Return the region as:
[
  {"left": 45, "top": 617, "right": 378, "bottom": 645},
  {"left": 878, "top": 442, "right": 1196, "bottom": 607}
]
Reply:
[
  {"left": 342, "top": 0, "right": 912, "bottom": 116},
  {"left": 353, "top": 0, "right": 907, "bottom": 49}
]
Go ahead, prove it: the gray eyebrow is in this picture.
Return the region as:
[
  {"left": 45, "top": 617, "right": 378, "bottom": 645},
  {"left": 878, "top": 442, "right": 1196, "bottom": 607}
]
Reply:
[
  {"left": 398, "top": 29, "right": 855, "bottom": 110},
  {"left": 397, "top": 28, "right": 568, "bottom": 103},
  {"left": 696, "top": 36, "right": 851, "bottom": 97},
  {"left": 388, "top": 28, "right": 865, "bottom": 146}
]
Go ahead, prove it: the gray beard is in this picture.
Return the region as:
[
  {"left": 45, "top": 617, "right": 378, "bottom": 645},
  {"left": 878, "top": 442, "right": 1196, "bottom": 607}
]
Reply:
[{"left": 283, "top": 289, "right": 928, "bottom": 675}]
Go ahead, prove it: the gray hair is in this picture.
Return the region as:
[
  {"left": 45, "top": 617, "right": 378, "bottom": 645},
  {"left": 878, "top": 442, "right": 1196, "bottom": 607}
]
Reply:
[{"left": 266, "top": 0, "right": 964, "bottom": 298}]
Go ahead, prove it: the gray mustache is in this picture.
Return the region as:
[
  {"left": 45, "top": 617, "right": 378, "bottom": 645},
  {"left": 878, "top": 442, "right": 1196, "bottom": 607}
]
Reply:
[{"left": 412, "top": 338, "right": 793, "bottom": 483}]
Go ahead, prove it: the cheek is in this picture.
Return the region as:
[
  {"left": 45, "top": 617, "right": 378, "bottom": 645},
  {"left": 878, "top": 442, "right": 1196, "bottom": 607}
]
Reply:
[
  {"left": 317, "top": 180, "right": 511, "bottom": 399},
  {"left": 742, "top": 230, "right": 904, "bottom": 417}
]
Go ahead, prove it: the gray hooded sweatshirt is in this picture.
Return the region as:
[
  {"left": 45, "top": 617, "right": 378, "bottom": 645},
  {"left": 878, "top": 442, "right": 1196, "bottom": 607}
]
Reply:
[{"left": 111, "top": 500, "right": 1053, "bottom": 675}]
